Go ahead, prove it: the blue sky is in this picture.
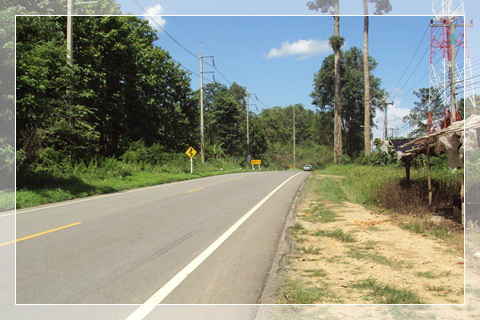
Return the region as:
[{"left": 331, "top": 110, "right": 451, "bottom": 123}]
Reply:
[{"left": 115, "top": 0, "right": 480, "bottom": 139}]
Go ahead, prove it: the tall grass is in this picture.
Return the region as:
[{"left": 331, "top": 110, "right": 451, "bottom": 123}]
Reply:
[{"left": 320, "top": 165, "right": 462, "bottom": 215}]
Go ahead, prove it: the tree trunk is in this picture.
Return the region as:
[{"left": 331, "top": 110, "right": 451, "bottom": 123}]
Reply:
[
  {"left": 333, "top": 2, "right": 342, "bottom": 164},
  {"left": 363, "top": 0, "right": 371, "bottom": 156}
]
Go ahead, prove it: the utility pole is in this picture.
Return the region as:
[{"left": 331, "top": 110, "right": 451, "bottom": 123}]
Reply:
[
  {"left": 389, "top": 128, "right": 396, "bottom": 139},
  {"left": 246, "top": 87, "right": 250, "bottom": 164},
  {"left": 67, "top": 1, "right": 98, "bottom": 63},
  {"left": 67, "top": 0, "right": 73, "bottom": 64},
  {"left": 430, "top": 1, "right": 473, "bottom": 124},
  {"left": 449, "top": 20, "right": 456, "bottom": 123},
  {"left": 199, "top": 45, "right": 214, "bottom": 164},
  {"left": 382, "top": 101, "right": 394, "bottom": 140},
  {"left": 199, "top": 46, "right": 204, "bottom": 164},
  {"left": 293, "top": 105, "right": 296, "bottom": 170},
  {"left": 245, "top": 87, "right": 256, "bottom": 165},
  {"left": 384, "top": 105, "right": 388, "bottom": 140}
]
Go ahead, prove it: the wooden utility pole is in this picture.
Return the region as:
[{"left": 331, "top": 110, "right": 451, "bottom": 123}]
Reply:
[
  {"left": 427, "top": 147, "right": 432, "bottom": 206},
  {"left": 363, "top": 0, "right": 371, "bottom": 156}
]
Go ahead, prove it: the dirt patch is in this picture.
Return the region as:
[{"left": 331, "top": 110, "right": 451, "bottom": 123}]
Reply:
[{"left": 278, "top": 173, "right": 465, "bottom": 304}]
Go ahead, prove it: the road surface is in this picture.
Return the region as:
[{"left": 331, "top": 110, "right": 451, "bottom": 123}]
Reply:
[{"left": 6, "top": 171, "right": 308, "bottom": 307}]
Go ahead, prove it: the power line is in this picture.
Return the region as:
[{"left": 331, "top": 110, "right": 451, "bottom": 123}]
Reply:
[
  {"left": 135, "top": 0, "right": 270, "bottom": 110},
  {"left": 204, "top": 59, "right": 233, "bottom": 86},
  {"left": 392, "top": 72, "right": 480, "bottom": 136},
  {"left": 395, "top": 73, "right": 480, "bottom": 133},
  {"left": 133, "top": 0, "right": 200, "bottom": 62},
  {"left": 390, "top": 28, "right": 435, "bottom": 101},
  {"left": 388, "top": 24, "right": 430, "bottom": 99}
]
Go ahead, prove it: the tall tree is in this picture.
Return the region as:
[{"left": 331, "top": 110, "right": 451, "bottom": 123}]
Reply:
[
  {"left": 307, "top": 0, "right": 343, "bottom": 163},
  {"left": 16, "top": 16, "right": 197, "bottom": 163},
  {"left": 202, "top": 83, "right": 245, "bottom": 157},
  {"left": 312, "top": 47, "right": 386, "bottom": 157},
  {"left": 362, "top": 0, "right": 392, "bottom": 156},
  {"left": 403, "top": 88, "right": 445, "bottom": 136}
]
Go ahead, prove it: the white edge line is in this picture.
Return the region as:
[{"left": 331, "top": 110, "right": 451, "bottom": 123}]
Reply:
[
  {"left": 0, "top": 211, "right": 16, "bottom": 218},
  {"left": 124, "top": 172, "right": 302, "bottom": 320}
]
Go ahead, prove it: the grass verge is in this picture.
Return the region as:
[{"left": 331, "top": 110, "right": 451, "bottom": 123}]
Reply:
[
  {"left": 277, "top": 279, "right": 337, "bottom": 304},
  {"left": 302, "top": 203, "right": 339, "bottom": 223},
  {"left": 16, "top": 168, "right": 248, "bottom": 209},
  {"left": 313, "top": 228, "right": 356, "bottom": 243},
  {"left": 351, "top": 278, "right": 423, "bottom": 304},
  {"left": 347, "top": 248, "right": 411, "bottom": 270}
]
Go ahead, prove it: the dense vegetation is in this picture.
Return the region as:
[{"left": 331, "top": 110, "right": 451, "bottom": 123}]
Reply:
[
  {"left": 14, "top": 16, "right": 353, "bottom": 187},
  {"left": 13, "top": 15, "right": 465, "bottom": 212},
  {"left": 14, "top": 15, "right": 342, "bottom": 208}
]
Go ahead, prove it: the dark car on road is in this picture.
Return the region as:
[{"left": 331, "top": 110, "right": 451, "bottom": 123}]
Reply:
[{"left": 303, "top": 165, "right": 313, "bottom": 171}]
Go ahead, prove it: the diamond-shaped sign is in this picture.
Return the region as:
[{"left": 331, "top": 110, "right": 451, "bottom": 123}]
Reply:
[{"left": 185, "top": 146, "right": 197, "bottom": 159}]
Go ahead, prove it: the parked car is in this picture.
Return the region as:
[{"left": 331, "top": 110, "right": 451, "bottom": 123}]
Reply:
[{"left": 303, "top": 165, "right": 313, "bottom": 171}]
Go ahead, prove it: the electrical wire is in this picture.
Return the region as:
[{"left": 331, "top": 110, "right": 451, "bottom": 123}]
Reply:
[
  {"left": 136, "top": 0, "right": 271, "bottom": 110},
  {"left": 133, "top": 0, "right": 200, "bottom": 62},
  {"left": 392, "top": 72, "right": 480, "bottom": 136},
  {"left": 388, "top": 24, "right": 429, "bottom": 99}
]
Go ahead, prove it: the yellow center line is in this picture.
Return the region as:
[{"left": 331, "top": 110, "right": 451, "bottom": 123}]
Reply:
[
  {"left": 234, "top": 177, "right": 243, "bottom": 181},
  {"left": 186, "top": 187, "right": 205, "bottom": 194},
  {"left": 0, "top": 222, "right": 82, "bottom": 247}
]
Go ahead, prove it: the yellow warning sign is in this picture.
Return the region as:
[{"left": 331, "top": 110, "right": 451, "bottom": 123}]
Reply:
[
  {"left": 251, "top": 160, "right": 261, "bottom": 165},
  {"left": 185, "top": 146, "right": 197, "bottom": 159}
]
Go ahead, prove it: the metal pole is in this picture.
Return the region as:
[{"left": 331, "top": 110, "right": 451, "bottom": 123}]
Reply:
[
  {"left": 190, "top": 157, "right": 193, "bottom": 174},
  {"left": 199, "top": 44, "right": 205, "bottom": 164},
  {"left": 293, "top": 105, "right": 296, "bottom": 170},
  {"left": 450, "top": 18, "right": 456, "bottom": 123}
]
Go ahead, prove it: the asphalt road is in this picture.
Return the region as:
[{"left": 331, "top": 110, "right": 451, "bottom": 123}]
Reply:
[{"left": 8, "top": 170, "right": 308, "bottom": 307}]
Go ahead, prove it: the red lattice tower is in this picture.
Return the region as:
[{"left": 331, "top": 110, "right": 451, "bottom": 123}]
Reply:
[{"left": 429, "top": 0, "right": 466, "bottom": 133}]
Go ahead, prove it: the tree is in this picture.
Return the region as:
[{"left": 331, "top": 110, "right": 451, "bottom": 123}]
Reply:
[
  {"left": 229, "top": 82, "right": 247, "bottom": 107},
  {"left": 201, "top": 83, "right": 245, "bottom": 157},
  {"left": 16, "top": 16, "right": 197, "bottom": 164},
  {"left": 403, "top": 88, "right": 445, "bottom": 136},
  {"left": 311, "top": 47, "right": 386, "bottom": 157},
  {"left": 362, "top": 0, "right": 392, "bottom": 156},
  {"left": 256, "top": 104, "right": 318, "bottom": 165},
  {"left": 307, "top": 0, "right": 343, "bottom": 163}
]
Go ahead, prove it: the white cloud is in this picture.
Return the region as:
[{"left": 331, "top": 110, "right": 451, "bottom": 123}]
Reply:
[
  {"left": 146, "top": 4, "right": 167, "bottom": 30},
  {"left": 266, "top": 39, "right": 330, "bottom": 59}
]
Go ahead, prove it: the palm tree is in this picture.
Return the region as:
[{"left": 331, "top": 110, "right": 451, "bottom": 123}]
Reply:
[
  {"left": 363, "top": 0, "right": 392, "bottom": 156},
  {"left": 307, "top": 0, "right": 343, "bottom": 163}
]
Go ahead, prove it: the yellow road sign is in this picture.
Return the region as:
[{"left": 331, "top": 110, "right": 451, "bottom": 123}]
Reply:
[
  {"left": 251, "top": 159, "right": 261, "bottom": 165},
  {"left": 185, "top": 146, "right": 197, "bottom": 158}
]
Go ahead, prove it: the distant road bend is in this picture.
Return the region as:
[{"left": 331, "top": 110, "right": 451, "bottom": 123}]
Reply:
[{"left": 11, "top": 171, "right": 308, "bottom": 306}]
